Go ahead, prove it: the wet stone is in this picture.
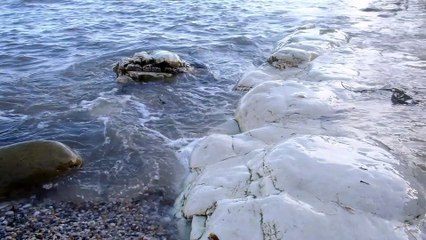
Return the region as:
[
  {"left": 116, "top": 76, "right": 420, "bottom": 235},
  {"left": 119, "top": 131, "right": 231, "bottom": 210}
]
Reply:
[
  {"left": 391, "top": 88, "right": 419, "bottom": 105},
  {"left": 125, "top": 64, "right": 143, "bottom": 72},
  {"left": 4, "top": 211, "right": 14, "bottom": 216},
  {"left": 0, "top": 140, "right": 83, "bottom": 197},
  {"left": 113, "top": 50, "right": 191, "bottom": 83}
]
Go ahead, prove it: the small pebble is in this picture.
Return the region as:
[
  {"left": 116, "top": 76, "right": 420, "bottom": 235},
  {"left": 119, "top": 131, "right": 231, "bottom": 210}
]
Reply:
[
  {"left": 34, "top": 222, "right": 43, "bottom": 230},
  {"left": 22, "top": 203, "right": 32, "bottom": 209},
  {"left": 5, "top": 211, "right": 14, "bottom": 216}
]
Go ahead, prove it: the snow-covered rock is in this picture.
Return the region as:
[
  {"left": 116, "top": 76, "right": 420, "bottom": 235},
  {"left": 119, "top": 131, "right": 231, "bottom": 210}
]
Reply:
[
  {"left": 234, "top": 65, "right": 305, "bottom": 91},
  {"left": 234, "top": 28, "right": 350, "bottom": 91},
  {"left": 177, "top": 134, "right": 426, "bottom": 240},
  {"left": 189, "top": 134, "right": 266, "bottom": 170},
  {"left": 176, "top": 24, "right": 425, "bottom": 240},
  {"left": 203, "top": 195, "right": 410, "bottom": 240},
  {"left": 234, "top": 68, "right": 279, "bottom": 91},
  {"left": 181, "top": 134, "right": 267, "bottom": 217},
  {"left": 268, "top": 28, "right": 349, "bottom": 69},
  {"left": 235, "top": 80, "right": 338, "bottom": 131}
]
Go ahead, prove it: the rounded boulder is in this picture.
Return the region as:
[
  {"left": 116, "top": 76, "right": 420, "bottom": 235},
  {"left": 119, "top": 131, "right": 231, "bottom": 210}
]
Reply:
[{"left": 0, "top": 140, "right": 83, "bottom": 193}]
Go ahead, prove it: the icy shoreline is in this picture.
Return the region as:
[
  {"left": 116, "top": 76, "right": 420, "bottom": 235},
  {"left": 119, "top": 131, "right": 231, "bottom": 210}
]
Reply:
[{"left": 175, "top": 25, "right": 426, "bottom": 240}]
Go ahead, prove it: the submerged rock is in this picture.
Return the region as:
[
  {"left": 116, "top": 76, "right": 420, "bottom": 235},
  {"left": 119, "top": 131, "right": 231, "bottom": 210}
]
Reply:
[
  {"left": 391, "top": 88, "right": 420, "bottom": 105},
  {"left": 113, "top": 50, "right": 191, "bottom": 82},
  {"left": 0, "top": 140, "right": 82, "bottom": 195},
  {"left": 341, "top": 83, "right": 420, "bottom": 105},
  {"left": 268, "top": 27, "right": 349, "bottom": 69}
]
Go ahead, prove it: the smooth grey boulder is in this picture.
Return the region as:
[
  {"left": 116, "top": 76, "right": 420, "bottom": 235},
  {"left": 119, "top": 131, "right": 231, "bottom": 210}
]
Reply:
[
  {"left": 0, "top": 140, "right": 82, "bottom": 195},
  {"left": 113, "top": 50, "right": 191, "bottom": 82}
]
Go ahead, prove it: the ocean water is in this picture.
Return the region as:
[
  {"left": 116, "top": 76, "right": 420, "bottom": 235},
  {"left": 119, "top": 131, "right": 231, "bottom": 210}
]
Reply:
[{"left": 0, "top": 0, "right": 425, "bottom": 233}]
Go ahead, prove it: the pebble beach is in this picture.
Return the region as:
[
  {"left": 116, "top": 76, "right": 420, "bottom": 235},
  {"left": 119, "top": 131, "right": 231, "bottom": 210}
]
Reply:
[{"left": 0, "top": 195, "right": 178, "bottom": 239}]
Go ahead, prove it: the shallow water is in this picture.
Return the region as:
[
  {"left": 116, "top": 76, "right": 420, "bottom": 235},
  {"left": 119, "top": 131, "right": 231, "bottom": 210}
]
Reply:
[{"left": 0, "top": 0, "right": 425, "bottom": 233}]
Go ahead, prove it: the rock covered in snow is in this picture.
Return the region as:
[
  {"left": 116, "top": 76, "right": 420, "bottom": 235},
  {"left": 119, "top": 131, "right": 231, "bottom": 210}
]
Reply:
[
  {"left": 235, "top": 80, "right": 337, "bottom": 131},
  {"left": 235, "top": 28, "right": 350, "bottom": 91},
  {"left": 234, "top": 64, "right": 306, "bottom": 91},
  {"left": 177, "top": 23, "right": 425, "bottom": 240},
  {"left": 181, "top": 134, "right": 267, "bottom": 217},
  {"left": 113, "top": 50, "right": 191, "bottom": 83},
  {"left": 177, "top": 134, "right": 426, "bottom": 240},
  {"left": 234, "top": 28, "right": 349, "bottom": 91},
  {"left": 234, "top": 68, "right": 280, "bottom": 91},
  {"left": 268, "top": 27, "right": 349, "bottom": 69}
]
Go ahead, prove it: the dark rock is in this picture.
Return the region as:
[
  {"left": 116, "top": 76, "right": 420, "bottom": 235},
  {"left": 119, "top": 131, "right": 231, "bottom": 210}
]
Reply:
[
  {"left": 125, "top": 64, "right": 143, "bottom": 72},
  {"left": 113, "top": 50, "right": 191, "bottom": 83},
  {"left": 0, "top": 140, "right": 82, "bottom": 196},
  {"left": 391, "top": 88, "right": 419, "bottom": 105}
]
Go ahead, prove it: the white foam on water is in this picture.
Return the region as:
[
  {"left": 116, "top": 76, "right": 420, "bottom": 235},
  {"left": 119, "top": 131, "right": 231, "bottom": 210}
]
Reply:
[
  {"left": 36, "top": 121, "right": 49, "bottom": 129},
  {"left": 0, "top": 110, "right": 28, "bottom": 122},
  {"left": 131, "top": 99, "right": 159, "bottom": 124},
  {"left": 138, "top": 119, "right": 171, "bottom": 143},
  {"left": 97, "top": 116, "right": 110, "bottom": 145},
  {"left": 78, "top": 88, "right": 132, "bottom": 117}
]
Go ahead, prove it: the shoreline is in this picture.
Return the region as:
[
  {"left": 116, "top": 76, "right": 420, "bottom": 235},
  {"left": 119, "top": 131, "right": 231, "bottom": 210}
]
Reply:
[{"left": 175, "top": 13, "right": 426, "bottom": 240}]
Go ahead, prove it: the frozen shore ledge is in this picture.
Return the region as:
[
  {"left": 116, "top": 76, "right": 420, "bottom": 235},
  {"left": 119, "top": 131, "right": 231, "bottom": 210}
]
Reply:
[{"left": 175, "top": 26, "right": 426, "bottom": 239}]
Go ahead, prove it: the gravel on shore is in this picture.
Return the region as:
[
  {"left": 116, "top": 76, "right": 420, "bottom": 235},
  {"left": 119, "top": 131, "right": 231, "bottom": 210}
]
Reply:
[{"left": 0, "top": 194, "right": 180, "bottom": 240}]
